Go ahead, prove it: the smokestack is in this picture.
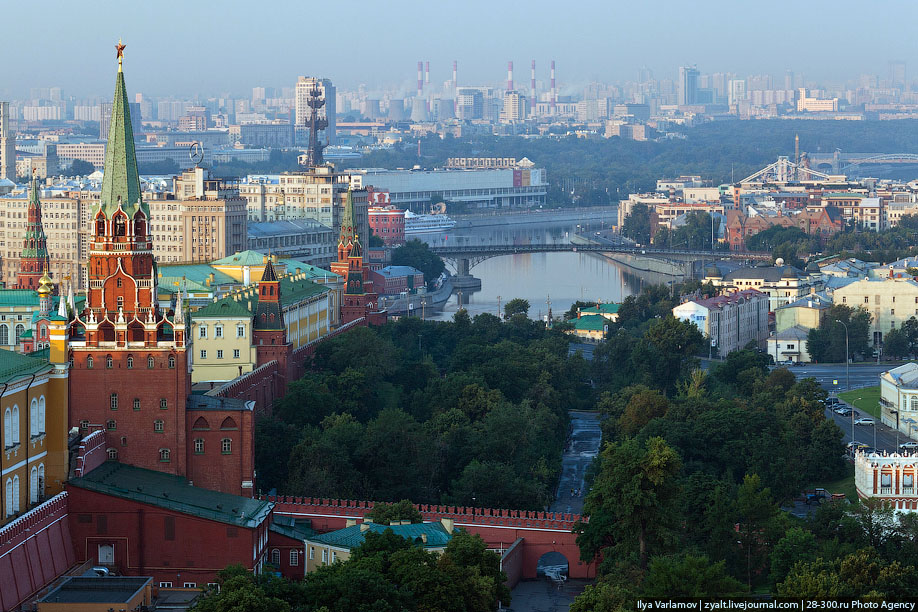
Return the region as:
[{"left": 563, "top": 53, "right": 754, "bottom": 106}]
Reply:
[
  {"left": 425, "top": 61, "right": 430, "bottom": 86},
  {"left": 531, "top": 60, "right": 536, "bottom": 113},
  {"left": 507, "top": 61, "right": 514, "bottom": 92},
  {"left": 417, "top": 61, "right": 423, "bottom": 98},
  {"left": 453, "top": 60, "right": 458, "bottom": 91},
  {"left": 550, "top": 59, "right": 556, "bottom": 114}
]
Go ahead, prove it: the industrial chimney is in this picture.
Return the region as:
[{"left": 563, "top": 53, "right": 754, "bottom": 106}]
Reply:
[{"left": 507, "top": 61, "right": 514, "bottom": 92}]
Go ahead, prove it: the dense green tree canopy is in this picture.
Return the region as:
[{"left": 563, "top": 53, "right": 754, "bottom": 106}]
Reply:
[{"left": 391, "top": 239, "right": 446, "bottom": 284}]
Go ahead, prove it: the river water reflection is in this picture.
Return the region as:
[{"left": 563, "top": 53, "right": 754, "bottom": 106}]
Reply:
[{"left": 414, "top": 215, "right": 671, "bottom": 322}]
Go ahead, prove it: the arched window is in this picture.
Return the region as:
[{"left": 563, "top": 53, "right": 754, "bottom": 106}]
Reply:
[
  {"left": 3, "top": 408, "right": 10, "bottom": 447},
  {"left": 30, "top": 399, "right": 38, "bottom": 437},
  {"left": 154, "top": 419, "right": 164, "bottom": 433},
  {"left": 4, "top": 478, "right": 11, "bottom": 517},
  {"left": 192, "top": 417, "right": 209, "bottom": 430},
  {"left": 12, "top": 476, "right": 19, "bottom": 513},
  {"left": 15, "top": 324, "right": 24, "bottom": 344},
  {"left": 87, "top": 355, "right": 94, "bottom": 369},
  {"left": 38, "top": 396, "right": 45, "bottom": 434},
  {"left": 40, "top": 325, "right": 47, "bottom": 338},
  {"left": 114, "top": 214, "right": 126, "bottom": 237},
  {"left": 160, "top": 399, "right": 168, "bottom": 410},
  {"left": 126, "top": 356, "right": 133, "bottom": 369},
  {"left": 0, "top": 325, "right": 9, "bottom": 345},
  {"left": 221, "top": 438, "right": 232, "bottom": 454},
  {"left": 106, "top": 419, "right": 116, "bottom": 431},
  {"left": 271, "top": 549, "right": 280, "bottom": 566},
  {"left": 194, "top": 438, "right": 204, "bottom": 454},
  {"left": 30, "top": 467, "right": 38, "bottom": 504},
  {"left": 110, "top": 393, "right": 118, "bottom": 411},
  {"left": 106, "top": 355, "right": 113, "bottom": 369},
  {"left": 37, "top": 464, "right": 44, "bottom": 499},
  {"left": 159, "top": 448, "right": 170, "bottom": 462},
  {"left": 220, "top": 417, "right": 237, "bottom": 430},
  {"left": 107, "top": 448, "right": 118, "bottom": 460},
  {"left": 133, "top": 398, "right": 140, "bottom": 411},
  {"left": 148, "top": 355, "right": 155, "bottom": 369},
  {"left": 11, "top": 405, "right": 19, "bottom": 445},
  {"left": 168, "top": 355, "right": 176, "bottom": 369},
  {"left": 96, "top": 216, "right": 105, "bottom": 236}
]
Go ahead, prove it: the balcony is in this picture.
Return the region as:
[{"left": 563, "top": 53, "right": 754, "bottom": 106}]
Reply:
[{"left": 881, "top": 487, "right": 893, "bottom": 494}]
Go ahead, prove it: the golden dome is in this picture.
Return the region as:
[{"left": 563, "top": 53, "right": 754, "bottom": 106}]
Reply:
[{"left": 37, "top": 270, "right": 53, "bottom": 295}]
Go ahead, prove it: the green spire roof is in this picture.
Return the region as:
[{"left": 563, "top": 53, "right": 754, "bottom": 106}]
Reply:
[
  {"left": 338, "top": 188, "right": 355, "bottom": 246},
  {"left": 22, "top": 175, "right": 49, "bottom": 260},
  {"left": 98, "top": 62, "right": 144, "bottom": 220}
]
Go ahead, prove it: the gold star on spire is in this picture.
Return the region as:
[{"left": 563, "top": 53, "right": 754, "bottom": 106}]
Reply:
[{"left": 116, "top": 39, "right": 126, "bottom": 71}]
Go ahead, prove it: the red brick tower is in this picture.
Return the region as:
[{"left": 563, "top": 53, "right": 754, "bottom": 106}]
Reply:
[
  {"left": 253, "top": 257, "right": 292, "bottom": 379},
  {"left": 15, "top": 174, "right": 51, "bottom": 290},
  {"left": 69, "top": 48, "right": 191, "bottom": 477},
  {"left": 330, "top": 189, "right": 384, "bottom": 324}
]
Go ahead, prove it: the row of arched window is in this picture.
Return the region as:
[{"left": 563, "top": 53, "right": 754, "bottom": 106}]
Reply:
[
  {"left": 108, "top": 394, "right": 168, "bottom": 411},
  {"left": 0, "top": 324, "right": 27, "bottom": 345},
  {"left": 3, "top": 396, "right": 46, "bottom": 448},
  {"left": 269, "top": 549, "right": 299, "bottom": 567},
  {"left": 4, "top": 464, "right": 44, "bottom": 517},
  {"left": 192, "top": 438, "right": 233, "bottom": 454},
  {"left": 86, "top": 354, "right": 176, "bottom": 369}
]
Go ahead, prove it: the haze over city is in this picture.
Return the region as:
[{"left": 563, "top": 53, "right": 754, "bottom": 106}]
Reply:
[{"left": 4, "top": 0, "right": 918, "bottom": 97}]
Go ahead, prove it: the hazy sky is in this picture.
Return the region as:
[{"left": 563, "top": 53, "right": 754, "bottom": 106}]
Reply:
[{"left": 3, "top": 0, "right": 918, "bottom": 99}]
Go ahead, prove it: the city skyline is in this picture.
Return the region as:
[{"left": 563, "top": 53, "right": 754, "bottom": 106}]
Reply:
[{"left": 4, "top": 0, "right": 918, "bottom": 98}]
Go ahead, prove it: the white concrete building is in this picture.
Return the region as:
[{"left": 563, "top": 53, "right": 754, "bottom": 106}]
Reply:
[
  {"left": 880, "top": 363, "right": 918, "bottom": 437},
  {"left": 672, "top": 289, "right": 770, "bottom": 357},
  {"left": 833, "top": 277, "right": 918, "bottom": 346}
]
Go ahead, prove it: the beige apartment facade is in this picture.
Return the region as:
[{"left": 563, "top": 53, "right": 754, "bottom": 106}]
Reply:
[{"left": 833, "top": 277, "right": 918, "bottom": 346}]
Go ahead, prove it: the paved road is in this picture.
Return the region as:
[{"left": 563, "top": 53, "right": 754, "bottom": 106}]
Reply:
[
  {"left": 507, "top": 579, "right": 589, "bottom": 612},
  {"left": 551, "top": 411, "right": 601, "bottom": 516},
  {"left": 788, "top": 363, "right": 890, "bottom": 391}
]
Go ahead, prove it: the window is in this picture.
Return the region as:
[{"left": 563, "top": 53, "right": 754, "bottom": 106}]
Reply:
[
  {"left": 11, "top": 406, "right": 19, "bottom": 445},
  {"left": 87, "top": 355, "right": 93, "bottom": 369},
  {"left": 159, "top": 582, "right": 173, "bottom": 588},
  {"left": 215, "top": 325, "right": 223, "bottom": 338},
  {"left": 160, "top": 399, "right": 168, "bottom": 410},
  {"left": 168, "top": 355, "right": 175, "bottom": 369},
  {"left": 127, "top": 356, "right": 133, "bottom": 369},
  {"left": 194, "top": 438, "right": 204, "bottom": 454},
  {"left": 133, "top": 398, "right": 140, "bottom": 411},
  {"left": 290, "top": 550, "right": 299, "bottom": 566},
  {"left": 154, "top": 419, "right": 164, "bottom": 433},
  {"left": 38, "top": 396, "right": 45, "bottom": 434},
  {"left": 183, "top": 583, "right": 196, "bottom": 589},
  {"left": 4, "top": 478, "right": 11, "bottom": 517},
  {"left": 148, "top": 355, "right": 155, "bottom": 369},
  {"left": 29, "top": 467, "right": 38, "bottom": 503},
  {"left": 237, "top": 325, "right": 245, "bottom": 338},
  {"left": 117, "top": 296, "right": 123, "bottom": 310},
  {"left": 3, "top": 408, "right": 10, "bottom": 447},
  {"left": 199, "top": 325, "right": 207, "bottom": 338},
  {"left": 110, "top": 393, "right": 118, "bottom": 411},
  {"left": 30, "top": 399, "right": 38, "bottom": 437},
  {"left": 106, "top": 419, "right": 116, "bottom": 431},
  {"left": 217, "top": 350, "right": 223, "bottom": 359},
  {"left": 892, "top": 309, "right": 896, "bottom": 315},
  {"left": 79, "top": 419, "right": 89, "bottom": 430},
  {"left": 200, "top": 350, "right": 207, "bottom": 359},
  {"left": 38, "top": 464, "right": 44, "bottom": 499},
  {"left": 331, "top": 551, "right": 337, "bottom": 563},
  {"left": 233, "top": 349, "right": 240, "bottom": 359},
  {"left": 322, "top": 549, "right": 327, "bottom": 564},
  {"left": 842, "top": 296, "right": 847, "bottom": 304},
  {"left": 15, "top": 324, "right": 24, "bottom": 343},
  {"left": 107, "top": 448, "right": 118, "bottom": 460},
  {"left": 12, "top": 476, "right": 19, "bottom": 513},
  {"left": 106, "top": 355, "right": 113, "bottom": 369},
  {"left": 271, "top": 549, "right": 280, "bottom": 566},
  {"left": 865, "top": 296, "right": 870, "bottom": 303},
  {"left": 221, "top": 438, "right": 232, "bottom": 454},
  {"left": 309, "top": 547, "right": 314, "bottom": 560},
  {"left": 159, "top": 448, "right": 170, "bottom": 462},
  {"left": 0, "top": 325, "right": 8, "bottom": 345},
  {"left": 121, "top": 436, "right": 127, "bottom": 446},
  {"left": 116, "top": 278, "right": 123, "bottom": 288}
]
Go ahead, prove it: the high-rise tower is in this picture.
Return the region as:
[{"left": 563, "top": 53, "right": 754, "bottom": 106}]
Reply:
[{"left": 16, "top": 174, "right": 51, "bottom": 290}]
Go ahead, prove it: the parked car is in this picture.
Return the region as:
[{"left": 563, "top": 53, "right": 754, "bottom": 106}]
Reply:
[
  {"left": 834, "top": 407, "right": 852, "bottom": 416},
  {"left": 825, "top": 397, "right": 841, "bottom": 406},
  {"left": 899, "top": 441, "right": 918, "bottom": 450},
  {"left": 847, "top": 441, "right": 868, "bottom": 451},
  {"left": 854, "top": 417, "right": 875, "bottom": 426}
]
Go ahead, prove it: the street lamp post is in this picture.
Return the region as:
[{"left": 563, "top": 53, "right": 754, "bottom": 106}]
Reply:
[{"left": 836, "top": 319, "right": 850, "bottom": 391}]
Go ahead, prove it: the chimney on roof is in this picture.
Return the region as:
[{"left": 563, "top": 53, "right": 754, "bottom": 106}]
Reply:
[
  {"left": 360, "top": 522, "right": 370, "bottom": 532},
  {"left": 345, "top": 518, "right": 357, "bottom": 527},
  {"left": 440, "top": 517, "right": 454, "bottom": 533},
  {"left": 421, "top": 533, "right": 428, "bottom": 543}
]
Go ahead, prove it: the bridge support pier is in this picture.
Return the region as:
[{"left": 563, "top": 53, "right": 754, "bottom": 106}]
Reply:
[{"left": 452, "top": 257, "right": 482, "bottom": 291}]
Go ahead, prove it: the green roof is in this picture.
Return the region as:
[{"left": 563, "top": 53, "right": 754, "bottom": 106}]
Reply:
[
  {"left": 270, "top": 514, "right": 316, "bottom": 541},
  {"left": 823, "top": 193, "right": 864, "bottom": 199},
  {"left": 159, "top": 264, "right": 237, "bottom": 288},
  {"left": 192, "top": 274, "right": 330, "bottom": 320},
  {"left": 98, "top": 62, "right": 144, "bottom": 220},
  {"left": 573, "top": 315, "right": 609, "bottom": 331},
  {"left": 212, "top": 250, "right": 271, "bottom": 266},
  {"left": 69, "top": 462, "right": 272, "bottom": 529},
  {"left": 308, "top": 522, "right": 453, "bottom": 550},
  {"left": 0, "top": 349, "right": 52, "bottom": 384},
  {"left": 580, "top": 303, "right": 620, "bottom": 315},
  {"left": 278, "top": 259, "right": 340, "bottom": 280},
  {"left": 0, "top": 289, "right": 39, "bottom": 307}
]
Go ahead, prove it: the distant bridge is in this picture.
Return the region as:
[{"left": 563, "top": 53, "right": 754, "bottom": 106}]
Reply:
[
  {"left": 806, "top": 152, "right": 918, "bottom": 174},
  {"left": 428, "top": 243, "right": 770, "bottom": 274}
]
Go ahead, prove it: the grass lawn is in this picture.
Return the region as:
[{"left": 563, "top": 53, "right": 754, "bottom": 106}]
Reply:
[
  {"left": 808, "top": 464, "right": 857, "bottom": 501},
  {"left": 838, "top": 387, "right": 881, "bottom": 419}
]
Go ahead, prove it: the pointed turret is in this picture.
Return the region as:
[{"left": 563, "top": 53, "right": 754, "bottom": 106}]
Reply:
[
  {"left": 254, "top": 255, "right": 283, "bottom": 330},
  {"left": 98, "top": 44, "right": 144, "bottom": 220},
  {"left": 337, "top": 188, "right": 356, "bottom": 261},
  {"left": 16, "top": 173, "right": 51, "bottom": 290}
]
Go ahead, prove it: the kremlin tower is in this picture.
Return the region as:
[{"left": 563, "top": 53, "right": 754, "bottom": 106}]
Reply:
[
  {"left": 15, "top": 173, "right": 51, "bottom": 290},
  {"left": 330, "top": 189, "right": 385, "bottom": 325}
]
